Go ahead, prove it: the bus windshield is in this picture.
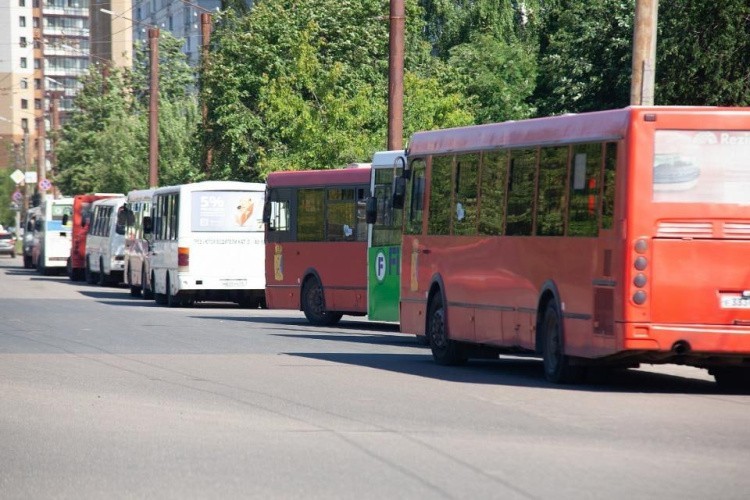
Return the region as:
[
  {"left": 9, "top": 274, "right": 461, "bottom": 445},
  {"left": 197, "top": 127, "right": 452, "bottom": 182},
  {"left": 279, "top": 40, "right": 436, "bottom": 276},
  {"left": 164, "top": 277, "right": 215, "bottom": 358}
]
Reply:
[
  {"left": 653, "top": 130, "right": 750, "bottom": 204},
  {"left": 191, "top": 190, "right": 265, "bottom": 232}
]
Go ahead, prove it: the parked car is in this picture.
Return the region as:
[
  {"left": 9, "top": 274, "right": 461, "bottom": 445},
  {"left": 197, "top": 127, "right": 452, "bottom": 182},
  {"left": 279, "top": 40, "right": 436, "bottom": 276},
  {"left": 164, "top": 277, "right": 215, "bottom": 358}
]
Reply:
[{"left": 0, "top": 231, "right": 17, "bottom": 258}]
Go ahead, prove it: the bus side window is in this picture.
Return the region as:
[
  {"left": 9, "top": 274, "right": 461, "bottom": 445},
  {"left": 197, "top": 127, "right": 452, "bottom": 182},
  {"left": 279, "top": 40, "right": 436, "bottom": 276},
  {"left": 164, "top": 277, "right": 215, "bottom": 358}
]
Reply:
[
  {"left": 569, "top": 143, "right": 601, "bottom": 237},
  {"left": 479, "top": 150, "right": 507, "bottom": 235},
  {"left": 405, "top": 159, "right": 426, "bottom": 235}
]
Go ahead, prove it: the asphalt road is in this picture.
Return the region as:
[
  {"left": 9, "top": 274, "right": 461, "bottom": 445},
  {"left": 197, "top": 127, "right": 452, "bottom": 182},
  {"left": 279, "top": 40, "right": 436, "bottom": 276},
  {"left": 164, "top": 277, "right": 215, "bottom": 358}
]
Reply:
[{"left": 0, "top": 255, "right": 748, "bottom": 499}]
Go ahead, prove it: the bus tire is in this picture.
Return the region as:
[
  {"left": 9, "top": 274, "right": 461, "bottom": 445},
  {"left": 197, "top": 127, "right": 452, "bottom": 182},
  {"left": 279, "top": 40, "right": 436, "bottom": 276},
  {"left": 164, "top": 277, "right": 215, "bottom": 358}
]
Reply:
[
  {"left": 154, "top": 273, "right": 167, "bottom": 305},
  {"left": 427, "top": 293, "right": 467, "bottom": 366},
  {"left": 85, "top": 257, "right": 98, "bottom": 284},
  {"left": 711, "top": 367, "right": 750, "bottom": 393},
  {"left": 141, "top": 267, "right": 154, "bottom": 300},
  {"left": 302, "top": 278, "right": 342, "bottom": 326},
  {"left": 166, "top": 274, "right": 180, "bottom": 308},
  {"left": 541, "top": 301, "right": 585, "bottom": 384}
]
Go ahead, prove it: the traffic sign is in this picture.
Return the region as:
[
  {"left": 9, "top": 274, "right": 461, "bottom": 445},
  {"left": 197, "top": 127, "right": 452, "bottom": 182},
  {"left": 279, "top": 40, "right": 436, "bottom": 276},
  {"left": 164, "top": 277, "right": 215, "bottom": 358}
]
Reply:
[
  {"left": 12, "top": 190, "right": 22, "bottom": 203},
  {"left": 9, "top": 169, "right": 24, "bottom": 185},
  {"left": 39, "top": 178, "right": 52, "bottom": 191}
]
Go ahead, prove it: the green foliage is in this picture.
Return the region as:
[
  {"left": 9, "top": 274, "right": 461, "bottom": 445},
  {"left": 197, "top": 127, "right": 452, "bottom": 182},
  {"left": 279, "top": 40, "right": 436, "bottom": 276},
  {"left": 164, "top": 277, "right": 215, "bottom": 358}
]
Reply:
[
  {"left": 56, "top": 32, "right": 201, "bottom": 196},
  {"left": 534, "top": 0, "right": 633, "bottom": 115},
  {"left": 657, "top": 1, "right": 750, "bottom": 105}
]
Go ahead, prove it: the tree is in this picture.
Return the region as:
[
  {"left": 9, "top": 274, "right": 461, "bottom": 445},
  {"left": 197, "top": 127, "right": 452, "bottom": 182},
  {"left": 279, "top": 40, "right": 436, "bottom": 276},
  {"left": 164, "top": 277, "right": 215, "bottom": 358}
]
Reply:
[
  {"left": 201, "top": 0, "right": 474, "bottom": 181},
  {"left": 657, "top": 0, "right": 750, "bottom": 106},
  {"left": 56, "top": 32, "right": 201, "bottom": 195}
]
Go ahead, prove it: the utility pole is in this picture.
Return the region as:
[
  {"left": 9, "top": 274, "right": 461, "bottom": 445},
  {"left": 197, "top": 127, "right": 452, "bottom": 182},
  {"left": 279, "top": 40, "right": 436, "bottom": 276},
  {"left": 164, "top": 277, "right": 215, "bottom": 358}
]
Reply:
[
  {"left": 631, "top": 0, "right": 658, "bottom": 106},
  {"left": 148, "top": 27, "right": 160, "bottom": 188},
  {"left": 201, "top": 13, "right": 213, "bottom": 175},
  {"left": 36, "top": 116, "right": 45, "bottom": 198},
  {"left": 387, "top": 0, "right": 405, "bottom": 151}
]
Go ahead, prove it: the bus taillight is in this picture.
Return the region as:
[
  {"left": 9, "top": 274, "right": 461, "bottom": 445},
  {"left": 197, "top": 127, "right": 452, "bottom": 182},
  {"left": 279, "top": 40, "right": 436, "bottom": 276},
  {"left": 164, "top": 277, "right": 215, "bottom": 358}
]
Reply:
[
  {"left": 178, "top": 247, "right": 189, "bottom": 270},
  {"left": 631, "top": 238, "right": 650, "bottom": 306}
]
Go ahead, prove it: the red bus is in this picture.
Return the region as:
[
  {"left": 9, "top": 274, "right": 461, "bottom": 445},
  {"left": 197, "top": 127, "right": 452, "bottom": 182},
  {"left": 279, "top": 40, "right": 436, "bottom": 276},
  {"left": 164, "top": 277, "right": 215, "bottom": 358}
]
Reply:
[
  {"left": 263, "top": 166, "right": 370, "bottom": 325},
  {"left": 66, "top": 193, "right": 123, "bottom": 281},
  {"left": 397, "top": 106, "right": 750, "bottom": 388}
]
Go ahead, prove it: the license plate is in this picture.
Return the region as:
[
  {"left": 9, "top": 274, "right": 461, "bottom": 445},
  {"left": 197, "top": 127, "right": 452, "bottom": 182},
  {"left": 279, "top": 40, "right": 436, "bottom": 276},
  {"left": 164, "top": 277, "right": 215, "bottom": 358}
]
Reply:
[
  {"left": 720, "top": 296, "right": 750, "bottom": 309},
  {"left": 220, "top": 278, "right": 247, "bottom": 288}
]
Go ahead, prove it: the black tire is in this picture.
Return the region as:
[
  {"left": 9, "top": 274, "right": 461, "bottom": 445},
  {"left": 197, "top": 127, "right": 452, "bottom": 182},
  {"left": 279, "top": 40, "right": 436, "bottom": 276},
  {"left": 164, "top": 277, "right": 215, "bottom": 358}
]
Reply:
[
  {"left": 302, "top": 278, "right": 342, "bottom": 326},
  {"left": 85, "top": 258, "right": 98, "bottom": 284},
  {"left": 128, "top": 267, "right": 141, "bottom": 297},
  {"left": 166, "top": 274, "right": 181, "bottom": 308},
  {"left": 154, "top": 272, "right": 167, "bottom": 305},
  {"left": 427, "top": 293, "right": 467, "bottom": 366},
  {"left": 141, "top": 267, "right": 154, "bottom": 300},
  {"left": 98, "top": 258, "right": 107, "bottom": 286},
  {"left": 542, "top": 302, "right": 586, "bottom": 384},
  {"left": 711, "top": 367, "right": 750, "bottom": 393}
]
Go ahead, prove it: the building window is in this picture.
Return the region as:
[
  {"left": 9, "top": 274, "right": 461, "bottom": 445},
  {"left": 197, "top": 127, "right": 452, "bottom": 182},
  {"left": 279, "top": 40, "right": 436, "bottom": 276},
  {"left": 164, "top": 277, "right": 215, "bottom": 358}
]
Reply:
[
  {"left": 20, "top": 79, "right": 28, "bottom": 89},
  {"left": 20, "top": 58, "right": 28, "bottom": 68},
  {"left": 34, "top": 79, "right": 41, "bottom": 89},
  {"left": 19, "top": 16, "right": 26, "bottom": 27},
  {"left": 21, "top": 118, "right": 28, "bottom": 131},
  {"left": 20, "top": 37, "right": 27, "bottom": 48},
  {"left": 21, "top": 99, "right": 29, "bottom": 109},
  {"left": 34, "top": 99, "right": 42, "bottom": 110},
  {"left": 33, "top": 17, "right": 39, "bottom": 28},
  {"left": 34, "top": 59, "right": 41, "bottom": 69},
  {"left": 20, "top": 0, "right": 26, "bottom": 7}
]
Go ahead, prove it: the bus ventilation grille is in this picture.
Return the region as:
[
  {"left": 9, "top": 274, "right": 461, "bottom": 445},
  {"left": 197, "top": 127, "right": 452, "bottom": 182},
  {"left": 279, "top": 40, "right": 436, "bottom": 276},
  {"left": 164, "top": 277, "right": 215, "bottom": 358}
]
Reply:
[
  {"left": 656, "top": 221, "right": 713, "bottom": 239},
  {"left": 722, "top": 223, "right": 750, "bottom": 239}
]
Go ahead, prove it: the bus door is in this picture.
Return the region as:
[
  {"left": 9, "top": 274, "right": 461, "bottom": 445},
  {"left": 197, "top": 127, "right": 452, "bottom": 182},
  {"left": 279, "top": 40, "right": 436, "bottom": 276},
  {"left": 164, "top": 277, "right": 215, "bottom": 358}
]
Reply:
[{"left": 367, "top": 157, "right": 404, "bottom": 322}]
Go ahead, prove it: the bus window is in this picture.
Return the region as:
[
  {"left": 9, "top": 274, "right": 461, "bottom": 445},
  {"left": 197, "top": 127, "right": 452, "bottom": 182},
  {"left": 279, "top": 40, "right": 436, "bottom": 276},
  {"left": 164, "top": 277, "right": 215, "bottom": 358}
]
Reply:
[
  {"left": 536, "top": 146, "right": 568, "bottom": 236},
  {"left": 454, "top": 154, "right": 479, "bottom": 236},
  {"left": 326, "top": 188, "right": 357, "bottom": 242},
  {"left": 405, "top": 159, "right": 426, "bottom": 235},
  {"left": 602, "top": 142, "right": 617, "bottom": 229},
  {"left": 479, "top": 150, "right": 508, "bottom": 236},
  {"left": 428, "top": 155, "right": 452, "bottom": 236},
  {"left": 506, "top": 148, "right": 536, "bottom": 236},
  {"left": 297, "top": 189, "right": 325, "bottom": 241},
  {"left": 569, "top": 143, "right": 601, "bottom": 236}
]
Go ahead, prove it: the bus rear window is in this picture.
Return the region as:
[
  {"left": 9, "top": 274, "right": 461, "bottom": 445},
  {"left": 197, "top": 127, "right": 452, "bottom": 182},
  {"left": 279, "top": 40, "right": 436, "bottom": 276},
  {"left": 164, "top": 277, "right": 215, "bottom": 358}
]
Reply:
[
  {"left": 191, "top": 191, "right": 265, "bottom": 232},
  {"left": 653, "top": 130, "right": 750, "bottom": 204}
]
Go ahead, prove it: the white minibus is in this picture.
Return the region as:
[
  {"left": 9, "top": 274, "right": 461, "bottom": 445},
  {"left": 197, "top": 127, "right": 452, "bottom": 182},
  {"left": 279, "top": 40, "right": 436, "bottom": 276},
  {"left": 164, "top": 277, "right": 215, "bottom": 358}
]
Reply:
[
  {"left": 144, "top": 181, "right": 266, "bottom": 307},
  {"left": 121, "top": 188, "right": 156, "bottom": 298},
  {"left": 31, "top": 196, "right": 74, "bottom": 275},
  {"left": 84, "top": 196, "right": 127, "bottom": 285}
]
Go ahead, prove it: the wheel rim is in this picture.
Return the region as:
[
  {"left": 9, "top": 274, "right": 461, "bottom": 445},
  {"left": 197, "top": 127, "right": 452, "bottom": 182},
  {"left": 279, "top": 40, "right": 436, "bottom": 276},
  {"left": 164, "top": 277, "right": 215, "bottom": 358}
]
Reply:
[
  {"left": 429, "top": 305, "right": 448, "bottom": 350},
  {"left": 306, "top": 282, "right": 325, "bottom": 318}
]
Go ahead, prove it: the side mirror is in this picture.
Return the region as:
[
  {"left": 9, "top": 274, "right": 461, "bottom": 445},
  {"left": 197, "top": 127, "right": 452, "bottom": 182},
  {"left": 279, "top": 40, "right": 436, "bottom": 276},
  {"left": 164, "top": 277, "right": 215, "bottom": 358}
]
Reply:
[
  {"left": 262, "top": 201, "right": 271, "bottom": 225},
  {"left": 143, "top": 215, "right": 153, "bottom": 234},
  {"left": 365, "top": 196, "right": 378, "bottom": 224},
  {"left": 62, "top": 214, "right": 69, "bottom": 226},
  {"left": 392, "top": 177, "right": 406, "bottom": 210}
]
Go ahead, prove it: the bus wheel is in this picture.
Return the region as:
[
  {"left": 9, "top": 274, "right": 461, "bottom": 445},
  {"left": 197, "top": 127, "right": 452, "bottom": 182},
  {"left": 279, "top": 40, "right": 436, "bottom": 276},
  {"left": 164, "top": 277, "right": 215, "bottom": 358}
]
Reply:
[
  {"left": 154, "top": 273, "right": 167, "bottom": 305},
  {"left": 141, "top": 268, "right": 154, "bottom": 300},
  {"left": 129, "top": 268, "right": 141, "bottom": 297},
  {"left": 428, "top": 294, "right": 467, "bottom": 365},
  {"left": 85, "top": 258, "right": 97, "bottom": 284},
  {"left": 166, "top": 275, "right": 180, "bottom": 308},
  {"left": 302, "top": 278, "right": 342, "bottom": 326},
  {"left": 711, "top": 367, "right": 750, "bottom": 393},
  {"left": 542, "top": 302, "right": 585, "bottom": 384}
]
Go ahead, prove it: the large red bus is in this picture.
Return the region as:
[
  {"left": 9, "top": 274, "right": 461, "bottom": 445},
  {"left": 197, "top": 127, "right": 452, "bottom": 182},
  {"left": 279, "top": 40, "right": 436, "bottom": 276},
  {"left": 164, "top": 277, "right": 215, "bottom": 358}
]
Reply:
[
  {"left": 396, "top": 106, "right": 750, "bottom": 388},
  {"left": 263, "top": 166, "right": 370, "bottom": 325},
  {"left": 66, "top": 193, "right": 123, "bottom": 281}
]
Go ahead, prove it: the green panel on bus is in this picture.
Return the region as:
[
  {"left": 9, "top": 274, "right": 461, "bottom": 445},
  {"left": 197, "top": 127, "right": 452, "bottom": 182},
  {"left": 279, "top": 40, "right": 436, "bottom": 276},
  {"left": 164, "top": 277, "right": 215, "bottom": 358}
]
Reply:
[{"left": 367, "top": 245, "right": 400, "bottom": 322}]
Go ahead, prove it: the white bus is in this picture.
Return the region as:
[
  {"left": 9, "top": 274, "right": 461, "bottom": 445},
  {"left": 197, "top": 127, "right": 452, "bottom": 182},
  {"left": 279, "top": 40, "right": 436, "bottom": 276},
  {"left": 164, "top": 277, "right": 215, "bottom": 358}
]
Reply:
[
  {"left": 31, "top": 196, "right": 74, "bottom": 275},
  {"left": 144, "top": 181, "right": 266, "bottom": 307},
  {"left": 84, "top": 196, "right": 127, "bottom": 286},
  {"left": 121, "top": 188, "right": 156, "bottom": 298}
]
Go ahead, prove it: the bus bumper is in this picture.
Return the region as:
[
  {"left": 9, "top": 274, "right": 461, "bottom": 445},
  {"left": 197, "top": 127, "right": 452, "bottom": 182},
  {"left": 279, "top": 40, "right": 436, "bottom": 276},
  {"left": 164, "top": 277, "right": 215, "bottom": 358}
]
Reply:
[{"left": 623, "top": 323, "right": 750, "bottom": 355}]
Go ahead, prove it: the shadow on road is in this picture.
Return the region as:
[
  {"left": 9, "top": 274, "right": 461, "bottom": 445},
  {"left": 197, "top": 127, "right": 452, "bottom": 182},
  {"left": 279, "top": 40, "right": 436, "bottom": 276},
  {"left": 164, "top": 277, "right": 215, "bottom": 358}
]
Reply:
[{"left": 285, "top": 351, "right": 727, "bottom": 395}]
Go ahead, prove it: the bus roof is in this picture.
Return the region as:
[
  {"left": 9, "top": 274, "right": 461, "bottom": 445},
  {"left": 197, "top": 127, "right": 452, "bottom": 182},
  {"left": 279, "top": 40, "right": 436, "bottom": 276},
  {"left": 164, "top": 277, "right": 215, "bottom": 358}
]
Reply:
[
  {"left": 371, "top": 150, "right": 405, "bottom": 168},
  {"left": 153, "top": 180, "right": 265, "bottom": 195},
  {"left": 406, "top": 106, "right": 750, "bottom": 156},
  {"left": 266, "top": 166, "right": 372, "bottom": 188}
]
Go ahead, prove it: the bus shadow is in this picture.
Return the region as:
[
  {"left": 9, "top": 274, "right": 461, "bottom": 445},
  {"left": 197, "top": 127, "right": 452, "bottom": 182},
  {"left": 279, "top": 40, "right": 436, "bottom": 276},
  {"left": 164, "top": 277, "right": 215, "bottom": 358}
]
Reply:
[
  {"left": 191, "top": 314, "right": 402, "bottom": 333},
  {"left": 273, "top": 332, "right": 425, "bottom": 349},
  {"left": 286, "top": 352, "right": 724, "bottom": 394}
]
